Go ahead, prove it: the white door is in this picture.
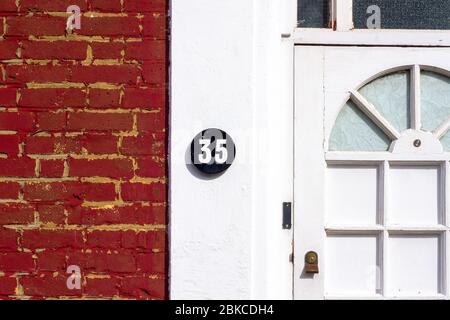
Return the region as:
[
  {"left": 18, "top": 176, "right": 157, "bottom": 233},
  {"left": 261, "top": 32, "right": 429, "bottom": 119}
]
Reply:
[{"left": 294, "top": 46, "right": 450, "bottom": 299}]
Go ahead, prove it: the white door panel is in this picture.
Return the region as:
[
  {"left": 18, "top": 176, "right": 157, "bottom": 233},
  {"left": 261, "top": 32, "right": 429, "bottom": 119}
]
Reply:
[{"left": 294, "top": 46, "right": 450, "bottom": 299}]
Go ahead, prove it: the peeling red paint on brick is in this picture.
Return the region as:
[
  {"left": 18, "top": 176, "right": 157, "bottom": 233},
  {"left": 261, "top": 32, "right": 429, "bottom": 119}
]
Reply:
[{"left": 0, "top": 0, "right": 168, "bottom": 300}]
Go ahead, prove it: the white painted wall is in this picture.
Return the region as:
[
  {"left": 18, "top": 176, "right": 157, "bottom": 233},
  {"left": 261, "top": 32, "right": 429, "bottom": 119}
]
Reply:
[{"left": 170, "top": 0, "right": 295, "bottom": 299}]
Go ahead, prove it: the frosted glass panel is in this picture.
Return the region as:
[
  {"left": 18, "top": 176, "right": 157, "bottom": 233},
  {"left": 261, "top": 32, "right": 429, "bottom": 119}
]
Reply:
[
  {"left": 388, "top": 235, "right": 442, "bottom": 297},
  {"left": 327, "top": 166, "right": 379, "bottom": 225},
  {"left": 388, "top": 166, "right": 441, "bottom": 225},
  {"left": 354, "top": 0, "right": 450, "bottom": 30},
  {"left": 421, "top": 71, "right": 450, "bottom": 132},
  {"left": 329, "top": 101, "right": 391, "bottom": 151},
  {"left": 359, "top": 71, "right": 410, "bottom": 132},
  {"left": 326, "top": 235, "right": 380, "bottom": 296},
  {"left": 297, "top": 0, "right": 330, "bottom": 28}
]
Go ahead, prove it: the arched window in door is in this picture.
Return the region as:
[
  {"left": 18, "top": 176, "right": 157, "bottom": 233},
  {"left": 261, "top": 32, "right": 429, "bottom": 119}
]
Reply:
[
  {"left": 324, "top": 66, "right": 450, "bottom": 297},
  {"left": 330, "top": 66, "right": 450, "bottom": 153}
]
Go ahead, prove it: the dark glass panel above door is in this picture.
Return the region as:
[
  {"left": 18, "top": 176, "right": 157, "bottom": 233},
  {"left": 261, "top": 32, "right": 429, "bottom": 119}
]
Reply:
[
  {"left": 354, "top": 0, "right": 450, "bottom": 30},
  {"left": 298, "top": 0, "right": 331, "bottom": 28}
]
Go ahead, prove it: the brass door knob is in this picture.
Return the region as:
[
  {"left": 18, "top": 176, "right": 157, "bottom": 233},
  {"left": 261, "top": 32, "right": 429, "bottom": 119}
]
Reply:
[{"left": 305, "top": 251, "right": 319, "bottom": 274}]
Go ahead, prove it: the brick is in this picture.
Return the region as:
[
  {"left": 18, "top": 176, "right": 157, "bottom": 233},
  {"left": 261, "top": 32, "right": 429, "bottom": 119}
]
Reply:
[
  {"left": 36, "top": 112, "right": 67, "bottom": 131},
  {"left": 69, "top": 158, "right": 133, "bottom": 178},
  {"left": 0, "top": 182, "right": 21, "bottom": 200},
  {"left": 68, "top": 112, "right": 133, "bottom": 131},
  {"left": 0, "top": 158, "right": 35, "bottom": 178},
  {"left": 0, "top": 134, "right": 20, "bottom": 157},
  {"left": 123, "top": 0, "right": 165, "bottom": 12},
  {"left": 125, "top": 40, "right": 165, "bottom": 60},
  {"left": 21, "top": 273, "right": 81, "bottom": 297},
  {"left": 40, "top": 159, "right": 65, "bottom": 178},
  {"left": 141, "top": 62, "right": 166, "bottom": 84},
  {"left": 5, "top": 65, "right": 69, "bottom": 83},
  {"left": 0, "top": 203, "right": 35, "bottom": 225},
  {"left": 120, "top": 276, "right": 165, "bottom": 299},
  {"left": 6, "top": 17, "right": 67, "bottom": 37},
  {"left": 91, "top": 42, "right": 124, "bottom": 60},
  {"left": 26, "top": 136, "right": 82, "bottom": 155},
  {"left": 78, "top": 16, "right": 140, "bottom": 36},
  {"left": 70, "top": 65, "right": 140, "bottom": 84},
  {"left": 88, "top": 89, "right": 120, "bottom": 108},
  {"left": 123, "top": 88, "right": 165, "bottom": 109},
  {"left": 85, "top": 230, "right": 165, "bottom": 250},
  {"left": 90, "top": 0, "right": 121, "bottom": 12},
  {"left": 36, "top": 250, "right": 66, "bottom": 271},
  {"left": 0, "top": 0, "right": 17, "bottom": 12},
  {"left": 24, "top": 182, "right": 116, "bottom": 202},
  {"left": 136, "top": 252, "right": 165, "bottom": 273},
  {"left": 135, "top": 157, "right": 165, "bottom": 178},
  {"left": 20, "top": 0, "right": 88, "bottom": 12},
  {"left": 24, "top": 182, "right": 75, "bottom": 202},
  {"left": 121, "top": 182, "right": 166, "bottom": 202},
  {"left": 38, "top": 204, "right": 65, "bottom": 225},
  {"left": 19, "top": 88, "right": 86, "bottom": 108},
  {"left": 22, "top": 230, "right": 83, "bottom": 249},
  {"left": 142, "top": 13, "right": 166, "bottom": 39},
  {"left": 82, "top": 183, "right": 117, "bottom": 202},
  {"left": 82, "top": 134, "right": 118, "bottom": 154},
  {"left": 0, "top": 41, "right": 18, "bottom": 60},
  {"left": 121, "top": 230, "right": 165, "bottom": 250},
  {"left": 0, "top": 227, "right": 18, "bottom": 250},
  {"left": 120, "top": 133, "right": 165, "bottom": 156},
  {"left": 86, "top": 231, "right": 122, "bottom": 249},
  {"left": 85, "top": 277, "right": 119, "bottom": 297},
  {"left": 22, "top": 41, "right": 88, "bottom": 60},
  {"left": 69, "top": 204, "right": 166, "bottom": 225},
  {"left": 0, "top": 112, "right": 35, "bottom": 131},
  {"left": 0, "top": 253, "right": 34, "bottom": 272},
  {"left": 0, "top": 276, "right": 17, "bottom": 296},
  {"left": 67, "top": 250, "right": 136, "bottom": 273},
  {"left": 136, "top": 112, "right": 165, "bottom": 132},
  {"left": 0, "top": 88, "right": 16, "bottom": 107}
]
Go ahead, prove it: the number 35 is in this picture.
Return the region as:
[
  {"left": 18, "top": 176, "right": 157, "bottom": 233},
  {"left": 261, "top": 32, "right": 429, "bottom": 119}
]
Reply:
[{"left": 198, "top": 139, "right": 228, "bottom": 164}]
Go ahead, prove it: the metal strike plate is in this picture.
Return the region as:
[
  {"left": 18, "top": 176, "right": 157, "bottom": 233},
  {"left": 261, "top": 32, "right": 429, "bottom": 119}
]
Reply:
[
  {"left": 282, "top": 202, "right": 292, "bottom": 230},
  {"left": 305, "top": 251, "right": 319, "bottom": 274}
]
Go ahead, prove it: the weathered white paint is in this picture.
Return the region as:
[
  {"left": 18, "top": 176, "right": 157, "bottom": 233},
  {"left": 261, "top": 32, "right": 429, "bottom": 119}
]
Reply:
[
  {"left": 170, "top": 0, "right": 295, "bottom": 299},
  {"left": 335, "top": 0, "right": 353, "bottom": 31}
]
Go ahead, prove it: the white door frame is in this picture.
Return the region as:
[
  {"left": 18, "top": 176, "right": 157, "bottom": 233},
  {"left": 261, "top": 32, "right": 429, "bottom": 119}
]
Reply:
[{"left": 294, "top": 46, "right": 450, "bottom": 299}]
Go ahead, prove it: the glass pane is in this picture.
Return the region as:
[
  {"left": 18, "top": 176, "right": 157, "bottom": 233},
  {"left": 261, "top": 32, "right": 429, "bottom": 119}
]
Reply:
[
  {"left": 326, "top": 165, "right": 379, "bottom": 226},
  {"left": 354, "top": 0, "right": 450, "bottom": 30},
  {"left": 329, "top": 101, "right": 391, "bottom": 151},
  {"left": 388, "top": 235, "right": 442, "bottom": 297},
  {"left": 297, "top": 0, "right": 330, "bottom": 28},
  {"left": 326, "top": 235, "right": 381, "bottom": 296},
  {"left": 421, "top": 71, "right": 450, "bottom": 132},
  {"left": 388, "top": 165, "right": 441, "bottom": 225},
  {"left": 359, "top": 71, "right": 410, "bottom": 133}
]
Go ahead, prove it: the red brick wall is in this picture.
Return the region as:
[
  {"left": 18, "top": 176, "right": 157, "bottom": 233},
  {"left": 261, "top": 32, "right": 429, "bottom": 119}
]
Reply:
[{"left": 0, "top": 0, "right": 168, "bottom": 299}]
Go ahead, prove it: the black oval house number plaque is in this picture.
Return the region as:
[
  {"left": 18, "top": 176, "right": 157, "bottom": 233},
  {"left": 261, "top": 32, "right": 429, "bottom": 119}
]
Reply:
[{"left": 190, "top": 128, "right": 236, "bottom": 175}]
